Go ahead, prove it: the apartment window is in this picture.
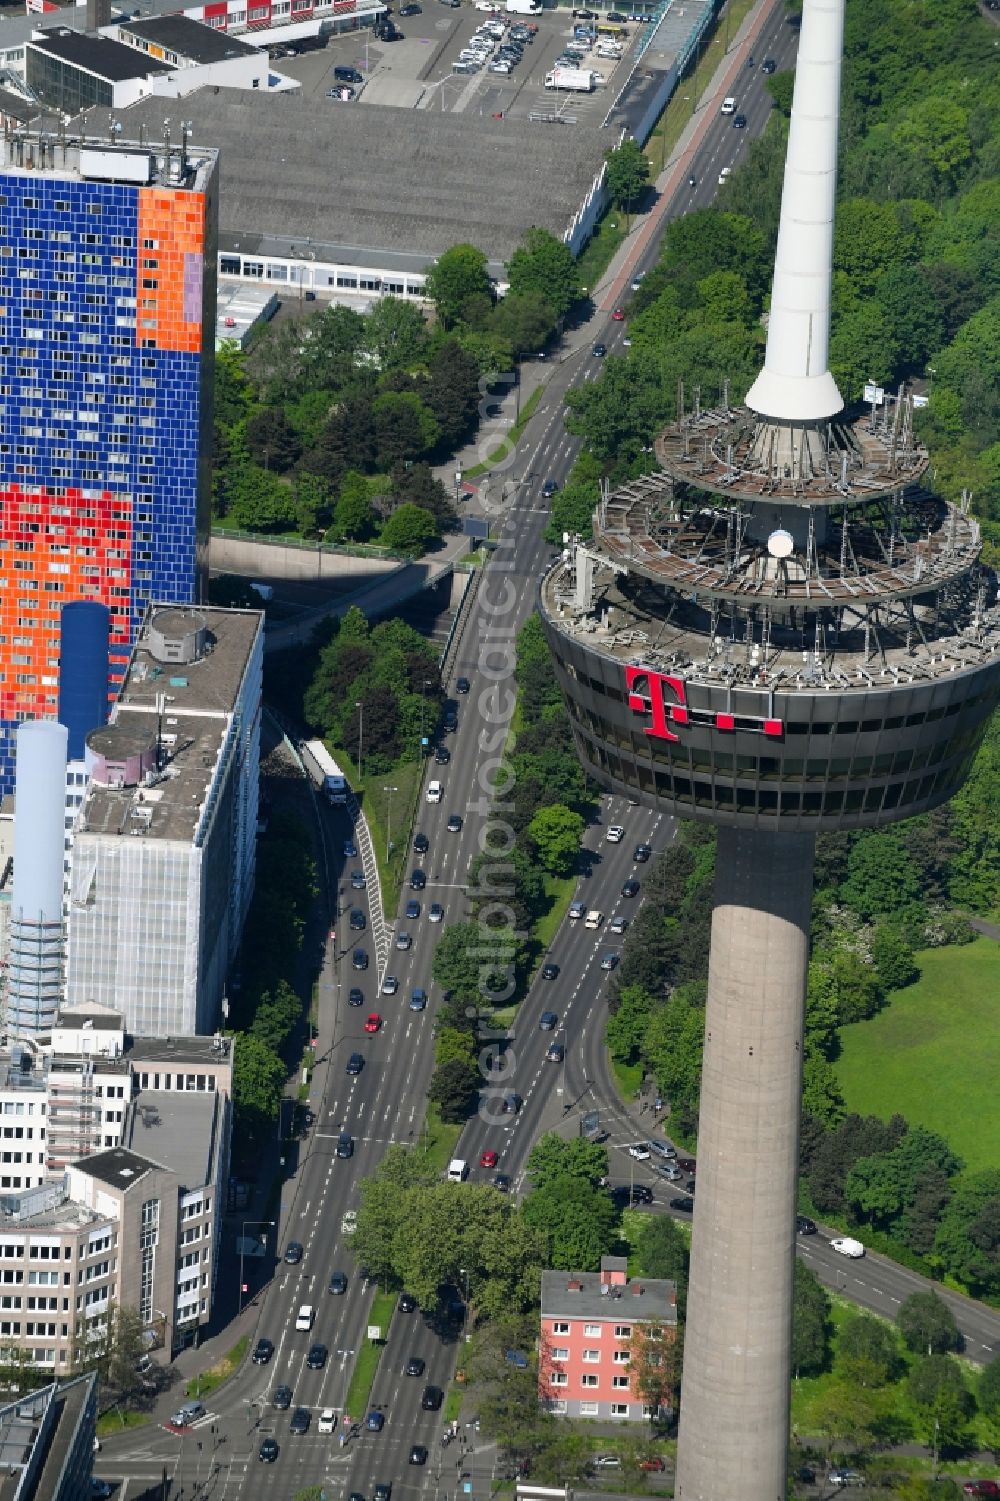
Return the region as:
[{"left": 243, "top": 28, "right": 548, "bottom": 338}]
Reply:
[
  {"left": 579, "top": 1402, "right": 599, "bottom": 1416},
  {"left": 581, "top": 1374, "right": 599, "bottom": 1387},
  {"left": 614, "top": 1325, "right": 632, "bottom": 1338},
  {"left": 613, "top": 1350, "right": 630, "bottom": 1364},
  {"left": 582, "top": 1349, "right": 600, "bottom": 1362},
  {"left": 612, "top": 1375, "right": 630, "bottom": 1389},
  {"left": 552, "top": 1321, "right": 569, "bottom": 1335},
  {"left": 550, "top": 1347, "right": 568, "bottom": 1362},
  {"left": 610, "top": 1403, "right": 629, "bottom": 1416},
  {"left": 549, "top": 1372, "right": 568, "bottom": 1386},
  {"left": 584, "top": 1324, "right": 602, "bottom": 1337},
  {"left": 549, "top": 1400, "right": 567, "bottom": 1415}
]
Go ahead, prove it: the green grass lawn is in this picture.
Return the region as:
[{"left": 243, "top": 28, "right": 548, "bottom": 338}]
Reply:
[
  {"left": 96, "top": 1406, "right": 150, "bottom": 1439},
  {"left": 344, "top": 1291, "right": 397, "bottom": 1418},
  {"left": 185, "top": 1334, "right": 249, "bottom": 1400},
  {"left": 835, "top": 938, "right": 1000, "bottom": 1173}
]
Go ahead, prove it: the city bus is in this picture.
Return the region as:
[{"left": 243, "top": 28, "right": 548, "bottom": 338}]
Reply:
[{"left": 596, "top": 19, "right": 627, "bottom": 36}]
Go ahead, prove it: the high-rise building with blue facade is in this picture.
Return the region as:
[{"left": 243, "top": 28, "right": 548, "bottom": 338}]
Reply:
[{"left": 0, "top": 129, "right": 219, "bottom": 794}]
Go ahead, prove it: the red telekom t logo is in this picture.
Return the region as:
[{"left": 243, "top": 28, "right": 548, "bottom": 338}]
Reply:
[{"left": 625, "top": 667, "right": 689, "bottom": 742}]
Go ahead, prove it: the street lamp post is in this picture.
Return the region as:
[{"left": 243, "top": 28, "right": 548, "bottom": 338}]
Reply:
[
  {"left": 355, "top": 700, "right": 364, "bottom": 780},
  {"left": 239, "top": 1220, "right": 275, "bottom": 1317},
  {"left": 420, "top": 678, "right": 432, "bottom": 749},
  {"left": 459, "top": 1266, "right": 470, "bottom": 1342},
  {"left": 383, "top": 786, "right": 398, "bottom": 859}
]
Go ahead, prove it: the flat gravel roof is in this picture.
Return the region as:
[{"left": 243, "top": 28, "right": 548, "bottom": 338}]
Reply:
[{"left": 110, "top": 86, "right": 608, "bottom": 262}]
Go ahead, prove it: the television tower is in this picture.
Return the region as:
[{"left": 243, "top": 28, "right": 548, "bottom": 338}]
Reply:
[{"left": 539, "top": 0, "right": 1000, "bottom": 1488}]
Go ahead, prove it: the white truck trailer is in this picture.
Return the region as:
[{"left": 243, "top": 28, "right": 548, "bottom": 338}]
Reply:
[
  {"left": 544, "top": 66, "right": 597, "bottom": 90},
  {"left": 302, "top": 738, "right": 349, "bottom": 804}
]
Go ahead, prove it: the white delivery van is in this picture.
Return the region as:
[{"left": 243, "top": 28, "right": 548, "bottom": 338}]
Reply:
[
  {"left": 447, "top": 1158, "right": 469, "bottom": 1182},
  {"left": 295, "top": 1304, "right": 315, "bottom": 1331},
  {"left": 426, "top": 780, "right": 443, "bottom": 803}
]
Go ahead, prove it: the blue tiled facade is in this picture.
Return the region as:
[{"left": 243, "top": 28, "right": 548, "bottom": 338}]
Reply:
[{"left": 0, "top": 145, "right": 217, "bottom": 794}]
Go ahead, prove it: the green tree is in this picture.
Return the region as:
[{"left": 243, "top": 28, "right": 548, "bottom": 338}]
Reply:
[
  {"left": 523, "top": 1172, "right": 618, "bottom": 1270},
  {"left": 696, "top": 269, "right": 753, "bottom": 327},
  {"left": 840, "top": 831, "right": 924, "bottom": 922},
  {"left": 871, "top": 924, "right": 919, "bottom": 992},
  {"left": 527, "top": 803, "right": 585, "bottom": 877},
  {"left": 978, "top": 1354, "right": 1000, "bottom": 1455},
  {"left": 73, "top": 1303, "right": 149, "bottom": 1412},
  {"left": 491, "top": 291, "right": 557, "bottom": 358},
  {"left": 226, "top": 465, "right": 299, "bottom": 534},
  {"left": 833, "top": 198, "right": 912, "bottom": 295},
  {"left": 791, "top": 1260, "right": 829, "bottom": 1378},
  {"left": 232, "top": 1032, "right": 286, "bottom": 1140},
  {"left": 506, "top": 227, "right": 581, "bottom": 322},
  {"left": 626, "top": 1319, "right": 680, "bottom": 1419},
  {"left": 544, "top": 479, "right": 598, "bottom": 544},
  {"left": 435, "top": 1025, "right": 477, "bottom": 1069},
  {"left": 379, "top": 503, "right": 439, "bottom": 556},
  {"left": 906, "top": 1354, "right": 975, "bottom": 1453},
  {"left": 425, "top": 244, "right": 491, "bottom": 329},
  {"left": 428, "top": 1057, "right": 480, "bottom": 1122},
  {"left": 892, "top": 96, "right": 972, "bottom": 191},
  {"left": 332, "top": 472, "right": 376, "bottom": 540},
  {"left": 432, "top": 920, "right": 523, "bottom": 1004},
  {"left": 372, "top": 391, "right": 441, "bottom": 469},
  {"left": 837, "top": 1313, "right": 901, "bottom": 1387},
  {"left": 244, "top": 406, "right": 300, "bottom": 472},
  {"left": 898, "top": 1291, "right": 962, "bottom": 1356},
  {"left": 811, "top": 1379, "right": 885, "bottom": 1453},
  {"left": 607, "top": 984, "right": 655, "bottom": 1067},
  {"left": 364, "top": 296, "right": 429, "bottom": 369},
  {"left": 636, "top": 1215, "right": 688, "bottom": 1315},
  {"left": 250, "top": 980, "right": 301, "bottom": 1053},
  {"left": 604, "top": 139, "right": 651, "bottom": 226},
  {"left": 214, "top": 343, "right": 255, "bottom": 427},
  {"left": 526, "top": 1133, "right": 608, "bottom": 1191}
]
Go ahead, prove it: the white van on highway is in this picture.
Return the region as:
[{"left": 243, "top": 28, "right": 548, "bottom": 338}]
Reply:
[
  {"left": 584, "top": 910, "right": 604, "bottom": 929},
  {"left": 447, "top": 1158, "right": 469, "bottom": 1182},
  {"left": 426, "top": 780, "right": 443, "bottom": 803},
  {"left": 295, "top": 1304, "right": 315, "bottom": 1331}
]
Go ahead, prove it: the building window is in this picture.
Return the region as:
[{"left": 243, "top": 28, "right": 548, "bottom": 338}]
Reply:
[
  {"left": 614, "top": 1325, "right": 632, "bottom": 1338},
  {"left": 613, "top": 1350, "right": 630, "bottom": 1364},
  {"left": 612, "top": 1375, "right": 630, "bottom": 1388},
  {"left": 610, "top": 1403, "right": 629, "bottom": 1416},
  {"left": 549, "top": 1372, "right": 567, "bottom": 1386},
  {"left": 581, "top": 1374, "right": 599, "bottom": 1387},
  {"left": 550, "top": 1347, "right": 569, "bottom": 1362},
  {"left": 552, "top": 1322, "right": 569, "bottom": 1335},
  {"left": 579, "top": 1402, "right": 599, "bottom": 1416},
  {"left": 582, "top": 1349, "right": 600, "bottom": 1362},
  {"left": 584, "top": 1324, "right": 602, "bottom": 1337},
  {"left": 549, "top": 1400, "right": 567, "bottom": 1415}
]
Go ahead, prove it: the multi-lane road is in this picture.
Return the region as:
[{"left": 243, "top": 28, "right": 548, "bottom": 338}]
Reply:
[{"left": 101, "top": 13, "right": 1000, "bottom": 1496}]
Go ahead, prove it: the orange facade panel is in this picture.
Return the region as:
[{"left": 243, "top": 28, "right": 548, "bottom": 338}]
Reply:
[
  {"left": 0, "top": 487, "right": 132, "bottom": 723},
  {"left": 136, "top": 189, "right": 207, "bottom": 354}
]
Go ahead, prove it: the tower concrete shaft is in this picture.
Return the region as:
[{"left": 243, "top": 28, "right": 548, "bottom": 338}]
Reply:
[
  {"left": 675, "top": 828, "right": 814, "bottom": 1501},
  {"left": 744, "top": 0, "right": 845, "bottom": 423}
]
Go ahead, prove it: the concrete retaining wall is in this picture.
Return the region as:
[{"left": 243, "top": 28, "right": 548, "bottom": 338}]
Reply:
[{"left": 210, "top": 531, "right": 403, "bottom": 582}]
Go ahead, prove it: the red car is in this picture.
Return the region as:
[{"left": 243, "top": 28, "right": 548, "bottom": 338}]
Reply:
[
  {"left": 639, "top": 1458, "right": 666, "bottom": 1472},
  {"left": 612, "top": 308, "right": 625, "bottom": 321},
  {"left": 963, "top": 1486, "right": 1000, "bottom": 1497},
  {"left": 479, "top": 1149, "right": 499, "bottom": 1169},
  {"left": 364, "top": 1013, "right": 382, "bottom": 1034}
]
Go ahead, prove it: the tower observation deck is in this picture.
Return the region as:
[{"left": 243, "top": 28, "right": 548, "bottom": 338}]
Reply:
[{"left": 539, "top": 0, "right": 1000, "bottom": 1491}]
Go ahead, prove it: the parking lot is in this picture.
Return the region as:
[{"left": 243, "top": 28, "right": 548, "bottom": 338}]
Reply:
[{"left": 273, "top": 5, "right": 642, "bottom": 121}]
